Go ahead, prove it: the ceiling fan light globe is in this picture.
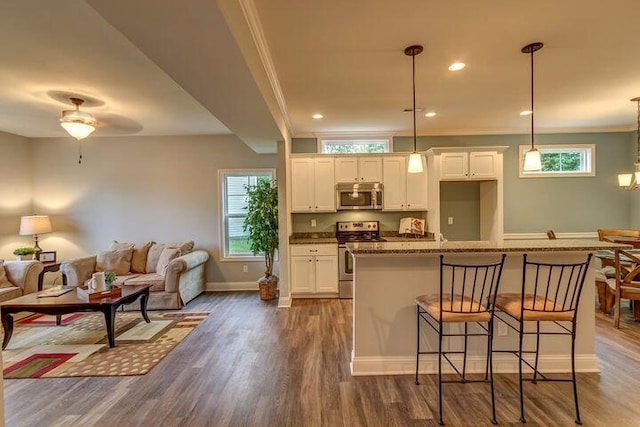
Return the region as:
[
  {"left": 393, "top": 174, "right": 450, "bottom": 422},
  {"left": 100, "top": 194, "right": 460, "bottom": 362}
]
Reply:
[
  {"left": 523, "top": 148, "right": 542, "bottom": 171},
  {"left": 407, "top": 153, "right": 423, "bottom": 173},
  {"left": 60, "top": 121, "right": 95, "bottom": 140}
]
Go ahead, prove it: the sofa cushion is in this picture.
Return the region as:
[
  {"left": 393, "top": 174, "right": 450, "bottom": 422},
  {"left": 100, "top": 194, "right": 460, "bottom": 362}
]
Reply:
[
  {"left": 110, "top": 241, "right": 153, "bottom": 274},
  {"left": 0, "top": 260, "right": 13, "bottom": 288},
  {"left": 96, "top": 249, "right": 134, "bottom": 275},
  {"left": 0, "top": 286, "right": 22, "bottom": 302},
  {"left": 156, "top": 248, "right": 181, "bottom": 275},
  {"left": 122, "top": 274, "right": 165, "bottom": 292},
  {"left": 146, "top": 241, "right": 194, "bottom": 273}
]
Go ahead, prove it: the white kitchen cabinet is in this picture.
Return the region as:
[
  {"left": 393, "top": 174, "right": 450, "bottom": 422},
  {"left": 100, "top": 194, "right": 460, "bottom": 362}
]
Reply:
[
  {"left": 335, "top": 157, "right": 383, "bottom": 183},
  {"left": 441, "top": 151, "right": 497, "bottom": 181},
  {"left": 290, "top": 157, "right": 335, "bottom": 212},
  {"left": 290, "top": 244, "right": 338, "bottom": 294},
  {"left": 382, "top": 156, "right": 427, "bottom": 211}
]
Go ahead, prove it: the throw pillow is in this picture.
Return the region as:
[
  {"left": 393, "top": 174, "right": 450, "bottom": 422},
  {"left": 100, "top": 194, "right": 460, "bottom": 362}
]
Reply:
[
  {"left": 110, "top": 241, "right": 154, "bottom": 274},
  {"left": 0, "top": 260, "right": 13, "bottom": 288},
  {"left": 145, "top": 243, "right": 167, "bottom": 273},
  {"left": 96, "top": 249, "right": 134, "bottom": 275},
  {"left": 156, "top": 247, "right": 181, "bottom": 275}
]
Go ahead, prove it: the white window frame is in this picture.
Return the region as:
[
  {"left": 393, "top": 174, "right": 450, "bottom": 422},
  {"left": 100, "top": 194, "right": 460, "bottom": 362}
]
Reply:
[
  {"left": 316, "top": 133, "right": 393, "bottom": 154},
  {"left": 518, "top": 144, "right": 596, "bottom": 178},
  {"left": 219, "top": 169, "right": 275, "bottom": 261}
]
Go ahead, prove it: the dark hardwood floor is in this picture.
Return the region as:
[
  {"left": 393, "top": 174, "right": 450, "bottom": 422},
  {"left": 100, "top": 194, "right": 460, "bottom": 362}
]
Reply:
[{"left": 4, "top": 292, "right": 640, "bottom": 426}]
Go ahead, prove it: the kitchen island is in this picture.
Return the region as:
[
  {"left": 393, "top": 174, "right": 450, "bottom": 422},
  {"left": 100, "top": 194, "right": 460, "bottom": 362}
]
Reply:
[{"left": 346, "top": 239, "right": 628, "bottom": 376}]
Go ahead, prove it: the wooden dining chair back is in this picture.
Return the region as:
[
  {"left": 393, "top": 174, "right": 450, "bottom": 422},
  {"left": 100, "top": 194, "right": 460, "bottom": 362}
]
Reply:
[
  {"left": 614, "top": 249, "right": 640, "bottom": 328},
  {"left": 597, "top": 229, "right": 640, "bottom": 242}
]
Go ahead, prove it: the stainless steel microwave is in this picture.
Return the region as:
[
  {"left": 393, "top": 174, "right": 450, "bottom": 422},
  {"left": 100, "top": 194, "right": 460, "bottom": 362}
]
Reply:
[{"left": 336, "top": 183, "right": 383, "bottom": 210}]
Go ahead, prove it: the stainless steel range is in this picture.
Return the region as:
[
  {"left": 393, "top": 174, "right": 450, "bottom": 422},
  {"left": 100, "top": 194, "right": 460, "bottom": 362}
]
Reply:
[{"left": 336, "top": 221, "right": 386, "bottom": 298}]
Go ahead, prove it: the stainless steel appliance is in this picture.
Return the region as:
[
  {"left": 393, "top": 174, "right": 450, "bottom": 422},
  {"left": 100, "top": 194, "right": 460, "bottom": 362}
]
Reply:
[
  {"left": 336, "top": 183, "right": 383, "bottom": 211},
  {"left": 336, "top": 221, "right": 386, "bottom": 298}
]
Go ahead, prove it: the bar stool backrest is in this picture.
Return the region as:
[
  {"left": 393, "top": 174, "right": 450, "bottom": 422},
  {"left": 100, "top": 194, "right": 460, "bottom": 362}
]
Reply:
[
  {"left": 521, "top": 254, "right": 593, "bottom": 315},
  {"left": 439, "top": 254, "right": 506, "bottom": 314}
]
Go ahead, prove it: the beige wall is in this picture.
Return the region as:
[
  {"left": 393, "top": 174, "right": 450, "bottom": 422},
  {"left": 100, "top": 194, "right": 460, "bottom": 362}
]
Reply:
[
  {"left": 0, "top": 131, "right": 33, "bottom": 258},
  {"left": 28, "top": 134, "right": 276, "bottom": 284}
]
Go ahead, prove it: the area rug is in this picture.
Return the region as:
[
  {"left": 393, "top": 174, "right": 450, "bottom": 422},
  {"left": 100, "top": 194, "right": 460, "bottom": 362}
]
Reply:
[{"left": 1, "top": 311, "right": 209, "bottom": 379}]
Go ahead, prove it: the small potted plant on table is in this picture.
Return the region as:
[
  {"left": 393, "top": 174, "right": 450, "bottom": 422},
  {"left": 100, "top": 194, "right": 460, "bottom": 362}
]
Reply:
[
  {"left": 13, "top": 247, "right": 36, "bottom": 261},
  {"left": 243, "top": 178, "right": 279, "bottom": 301}
]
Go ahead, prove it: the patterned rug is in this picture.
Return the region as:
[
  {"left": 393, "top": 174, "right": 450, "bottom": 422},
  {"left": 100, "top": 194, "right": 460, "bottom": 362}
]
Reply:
[{"left": 1, "top": 311, "right": 208, "bottom": 379}]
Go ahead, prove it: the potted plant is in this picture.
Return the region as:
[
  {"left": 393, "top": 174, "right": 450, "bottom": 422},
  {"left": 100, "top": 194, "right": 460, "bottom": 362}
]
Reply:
[
  {"left": 13, "top": 247, "right": 36, "bottom": 261},
  {"left": 104, "top": 271, "right": 117, "bottom": 289},
  {"left": 243, "top": 178, "right": 279, "bottom": 300}
]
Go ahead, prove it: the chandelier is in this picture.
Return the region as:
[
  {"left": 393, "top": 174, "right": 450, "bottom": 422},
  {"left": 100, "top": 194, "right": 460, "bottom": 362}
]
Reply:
[{"left": 618, "top": 97, "right": 640, "bottom": 190}]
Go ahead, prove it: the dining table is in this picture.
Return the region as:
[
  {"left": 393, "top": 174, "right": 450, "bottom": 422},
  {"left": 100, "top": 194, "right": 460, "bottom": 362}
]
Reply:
[{"left": 602, "top": 235, "right": 640, "bottom": 249}]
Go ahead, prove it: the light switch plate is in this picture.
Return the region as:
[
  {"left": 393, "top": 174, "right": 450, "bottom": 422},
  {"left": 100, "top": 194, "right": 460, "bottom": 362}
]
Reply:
[
  {"left": 311, "top": 219, "right": 317, "bottom": 227},
  {"left": 447, "top": 217, "right": 454, "bottom": 225}
]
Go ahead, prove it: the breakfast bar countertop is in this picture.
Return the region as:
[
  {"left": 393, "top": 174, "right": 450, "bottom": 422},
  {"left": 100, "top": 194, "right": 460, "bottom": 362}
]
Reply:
[{"left": 346, "top": 239, "right": 630, "bottom": 255}]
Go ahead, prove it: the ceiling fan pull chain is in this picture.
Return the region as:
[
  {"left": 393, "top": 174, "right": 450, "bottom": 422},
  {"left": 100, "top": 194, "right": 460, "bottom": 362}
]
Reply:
[{"left": 78, "top": 140, "right": 82, "bottom": 164}]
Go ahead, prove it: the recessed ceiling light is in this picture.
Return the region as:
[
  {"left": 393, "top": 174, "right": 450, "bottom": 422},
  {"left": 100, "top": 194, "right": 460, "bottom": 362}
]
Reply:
[
  {"left": 312, "top": 113, "right": 323, "bottom": 119},
  {"left": 425, "top": 112, "right": 437, "bottom": 118},
  {"left": 520, "top": 110, "right": 532, "bottom": 116},
  {"left": 448, "top": 62, "right": 466, "bottom": 71}
]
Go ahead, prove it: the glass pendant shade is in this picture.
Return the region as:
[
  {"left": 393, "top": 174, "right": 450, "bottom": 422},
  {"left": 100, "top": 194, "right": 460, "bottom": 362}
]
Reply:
[
  {"left": 408, "top": 152, "right": 424, "bottom": 173},
  {"left": 618, "top": 173, "right": 633, "bottom": 187},
  {"left": 523, "top": 147, "right": 542, "bottom": 171},
  {"left": 60, "top": 120, "right": 96, "bottom": 140}
]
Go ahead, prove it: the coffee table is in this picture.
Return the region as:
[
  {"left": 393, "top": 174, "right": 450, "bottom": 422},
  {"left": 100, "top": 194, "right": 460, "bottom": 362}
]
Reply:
[{"left": 0, "top": 284, "right": 152, "bottom": 350}]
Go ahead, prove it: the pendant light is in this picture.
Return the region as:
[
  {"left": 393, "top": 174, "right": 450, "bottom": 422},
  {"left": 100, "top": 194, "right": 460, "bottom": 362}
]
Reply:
[
  {"left": 522, "top": 42, "right": 544, "bottom": 172},
  {"left": 60, "top": 97, "right": 96, "bottom": 140},
  {"left": 617, "top": 97, "right": 640, "bottom": 190},
  {"left": 405, "top": 44, "right": 424, "bottom": 174}
]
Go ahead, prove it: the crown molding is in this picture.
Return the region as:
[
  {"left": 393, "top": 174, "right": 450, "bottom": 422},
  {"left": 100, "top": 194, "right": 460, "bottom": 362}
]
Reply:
[{"left": 238, "top": 0, "right": 293, "bottom": 136}]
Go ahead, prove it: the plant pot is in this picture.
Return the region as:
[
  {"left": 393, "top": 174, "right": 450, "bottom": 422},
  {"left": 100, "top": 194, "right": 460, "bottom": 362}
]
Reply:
[
  {"left": 15, "top": 254, "right": 34, "bottom": 261},
  {"left": 258, "top": 275, "right": 279, "bottom": 301}
]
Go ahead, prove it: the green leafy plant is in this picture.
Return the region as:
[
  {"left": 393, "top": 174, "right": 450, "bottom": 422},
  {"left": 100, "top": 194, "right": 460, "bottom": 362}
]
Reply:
[
  {"left": 104, "top": 271, "right": 117, "bottom": 284},
  {"left": 13, "top": 247, "right": 36, "bottom": 256},
  {"left": 243, "top": 178, "right": 278, "bottom": 277}
]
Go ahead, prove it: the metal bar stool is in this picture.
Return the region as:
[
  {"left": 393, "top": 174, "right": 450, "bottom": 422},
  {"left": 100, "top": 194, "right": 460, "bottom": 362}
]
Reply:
[
  {"left": 415, "top": 254, "right": 506, "bottom": 425},
  {"left": 494, "top": 253, "right": 592, "bottom": 424}
]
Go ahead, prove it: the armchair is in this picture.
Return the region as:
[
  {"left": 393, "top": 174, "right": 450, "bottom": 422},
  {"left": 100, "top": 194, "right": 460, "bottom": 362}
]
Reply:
[{"left": 0, "top": 260, "right": 44, "bottom": 302}]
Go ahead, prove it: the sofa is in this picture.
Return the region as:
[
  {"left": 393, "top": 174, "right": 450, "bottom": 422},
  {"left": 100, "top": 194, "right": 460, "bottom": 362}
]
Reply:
[
  {"left": 0, "top": 259, "right": 44, "bottom": 302},
  {"left": 61, "top": 240, "right": 209, "bottom": 310}
]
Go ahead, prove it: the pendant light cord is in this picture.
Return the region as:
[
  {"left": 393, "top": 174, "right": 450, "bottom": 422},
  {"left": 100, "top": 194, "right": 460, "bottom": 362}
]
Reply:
[
  {"left": 530, "top": 49, "right": 535, "bottom": 150},
  {"left": 412, "top": 52, "right": 417, "bottom": 152},
  {"left": 636, "top": 99, "right": 640, "bottom": 164}
]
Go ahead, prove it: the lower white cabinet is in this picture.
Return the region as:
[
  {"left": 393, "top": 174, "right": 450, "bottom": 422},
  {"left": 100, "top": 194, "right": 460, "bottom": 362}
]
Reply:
[{"left": 290, "top": 244, "right": 338, "bottom": 294}]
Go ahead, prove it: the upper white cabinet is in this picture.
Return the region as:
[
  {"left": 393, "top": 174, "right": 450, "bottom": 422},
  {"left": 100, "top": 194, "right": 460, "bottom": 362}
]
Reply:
[
  {"left": 291, "top": 157, "right": 335, "bottom": 212},
  {"left": 382, "top": 155, "right": 427, "bottom": 211},
  {"left": 335, "top": 157, "right": 383, "bottom": 183},
  {"left": 441, "top": 151, "right": 498, "bottom": 180},
  {"left": 440, "top": 151, "right": 498, "bottom": 181}
]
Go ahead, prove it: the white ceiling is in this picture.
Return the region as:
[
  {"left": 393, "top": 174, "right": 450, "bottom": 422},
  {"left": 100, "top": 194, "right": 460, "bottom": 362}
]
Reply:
[
  {"left": 252, "top": 0, "right": 640, "bottom": 137},
  {"left": 3, "top": 1, "right": 640, "bottom": 153}
]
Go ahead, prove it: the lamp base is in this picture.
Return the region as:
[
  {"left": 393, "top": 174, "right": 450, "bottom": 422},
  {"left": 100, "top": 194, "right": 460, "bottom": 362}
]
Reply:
[{"left": 33, "top": 235, "right": 43, "bottom": 253}]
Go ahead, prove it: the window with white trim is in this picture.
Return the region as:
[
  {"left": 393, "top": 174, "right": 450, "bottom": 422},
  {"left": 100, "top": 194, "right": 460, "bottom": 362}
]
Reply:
[
  {"left": 318, "top": 136, "right": 392, "bottom": 154},
  {"left": 519, "top": 144, "right": 595, "bottom": 178},
  {"left": 220, "top": 169, "right": 275, "bottom": 259}
]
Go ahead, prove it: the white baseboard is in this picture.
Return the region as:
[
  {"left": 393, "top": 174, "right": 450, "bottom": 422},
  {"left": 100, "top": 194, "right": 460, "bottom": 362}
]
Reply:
[
  {"left": 206, "top": 281, "right": 258, "bottom": 292},
  {"left": 278, "top": 296, "right": 292, "bottom": 308},
  {"left": 350, "top": 354, "right": 599, "bottom": 376},
  {"left": 504, "top": 232, "right": 598, "bottom": 240}
]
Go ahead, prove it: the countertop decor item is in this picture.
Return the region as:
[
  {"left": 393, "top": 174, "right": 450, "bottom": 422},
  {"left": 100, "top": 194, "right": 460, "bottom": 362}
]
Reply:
[
  {"left": 19, "top": 215, "right": 52, "bottom": 253},
  {"left": 522, "top": 42, "right": 544, "bottom": 172},
  {"left": 617, "top": 97, "right": 640, "bottom": 190},
  {"left": 405, "top": 44, "right": 424, "bottom": 174},
  {"left": 243, "top": 178, "right": 279, "bottom": 300}
]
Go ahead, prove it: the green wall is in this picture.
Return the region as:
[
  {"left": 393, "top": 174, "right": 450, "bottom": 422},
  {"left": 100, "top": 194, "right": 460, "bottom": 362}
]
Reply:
[
  {"left": 292, "top": 131, "right": 634, "bottom": 233},
  {"left": 440, "top": 181, "right": 480, "bottom": 240}
]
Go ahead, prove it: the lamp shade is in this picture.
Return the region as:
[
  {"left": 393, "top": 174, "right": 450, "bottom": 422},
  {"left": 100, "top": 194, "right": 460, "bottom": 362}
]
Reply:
[
  {"left": 523, "top": 148, "right": 542, "bottom": 171},
  {"left": 407, "top": 153, "right": 424, "bottom": 173},
  {"left": 19, "top": 215, "right": 52, "bottom": 235},
  {"left": 60, "top": 121, "right": 95, "bottom": 140},
  {"left": 618, "top": 173, "right": 633, "bottom": 187}
]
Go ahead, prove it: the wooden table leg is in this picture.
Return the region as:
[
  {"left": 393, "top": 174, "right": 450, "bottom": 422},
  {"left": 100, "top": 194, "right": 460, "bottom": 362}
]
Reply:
[
  {"left": 2, "top": 310, "right": 14, "bottom": 350},
  {"left": 633, "top": 301, "right": 640, "bottom": 321},
  {"left": 140, "top": 288, "right": 151, "bottom": 324},
  {"left": 102, "top": 305, "right": 117, "bottom": 348}
]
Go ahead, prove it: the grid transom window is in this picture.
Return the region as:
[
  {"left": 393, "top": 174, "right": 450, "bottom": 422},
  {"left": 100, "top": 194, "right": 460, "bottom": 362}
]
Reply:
[
  {"left": 221, "top": 170, "right": 274, "bottom": 258},
  {"left": 319, "top": 138, "right": 391, "bottom": 154},
  {"left": 519, "top": 144, "right": 595, "bottom": 178}
]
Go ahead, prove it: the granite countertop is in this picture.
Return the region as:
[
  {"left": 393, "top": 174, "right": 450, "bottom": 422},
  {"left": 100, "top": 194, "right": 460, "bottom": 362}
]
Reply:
[
  {"left": 346, "top": 239, "right": 631, "bottom": 255},
  {"left": 289, "top": 233, "right": 337, "bottom": 244}
]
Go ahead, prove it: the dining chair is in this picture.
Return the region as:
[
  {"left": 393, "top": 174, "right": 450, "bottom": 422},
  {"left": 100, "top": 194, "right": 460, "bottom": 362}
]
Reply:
[
  {"left": 614, "top": 249, "right": 640, "bottom": 328},
  {"left": 415, "top": 254, "right": 506, "bottom": 425}
]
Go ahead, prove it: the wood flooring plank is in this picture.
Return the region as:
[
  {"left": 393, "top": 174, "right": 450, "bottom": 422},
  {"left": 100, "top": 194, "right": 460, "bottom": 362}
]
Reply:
[{"left": 4, "top": 293, "right": 640, "bottom": 426}]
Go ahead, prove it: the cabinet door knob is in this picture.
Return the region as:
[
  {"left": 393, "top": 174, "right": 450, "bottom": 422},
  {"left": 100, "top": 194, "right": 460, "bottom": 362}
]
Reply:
[
  {"left": 316, "top": 259, "right": 319, "bottom": 262},
  {"left": 309, "top": 259, "right": 312, "bottom": 262},
  {"left": 315, "top": 206, "right": 318, "bottom": 209}
]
